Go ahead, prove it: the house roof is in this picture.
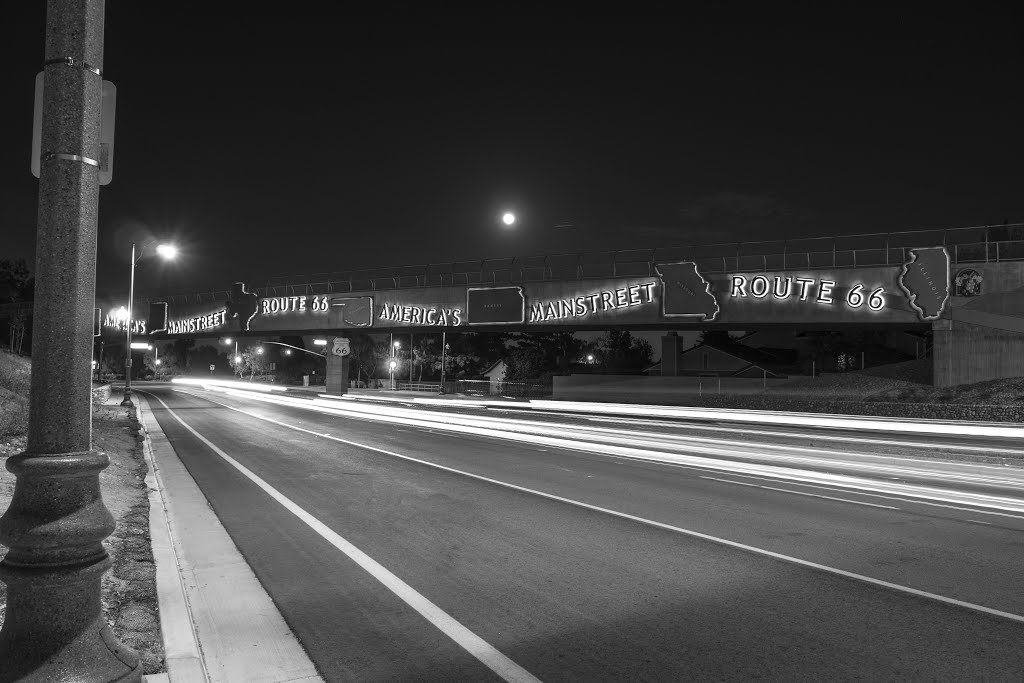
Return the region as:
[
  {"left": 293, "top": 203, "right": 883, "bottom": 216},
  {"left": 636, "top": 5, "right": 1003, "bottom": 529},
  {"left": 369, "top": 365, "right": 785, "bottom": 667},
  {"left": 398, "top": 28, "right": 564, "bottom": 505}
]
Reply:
[
  {"left": 679, "top": 342, "right": 798, "bottom": 376},
  {"left": 481, "top": 359, "right": 506, "bottom": 376}
]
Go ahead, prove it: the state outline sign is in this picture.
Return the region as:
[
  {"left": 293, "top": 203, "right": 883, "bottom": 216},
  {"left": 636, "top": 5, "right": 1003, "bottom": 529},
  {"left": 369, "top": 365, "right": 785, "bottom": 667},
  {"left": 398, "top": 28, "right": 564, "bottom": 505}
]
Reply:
[{"left": 655, "top": 261, "right": 720, "bottom": 321}]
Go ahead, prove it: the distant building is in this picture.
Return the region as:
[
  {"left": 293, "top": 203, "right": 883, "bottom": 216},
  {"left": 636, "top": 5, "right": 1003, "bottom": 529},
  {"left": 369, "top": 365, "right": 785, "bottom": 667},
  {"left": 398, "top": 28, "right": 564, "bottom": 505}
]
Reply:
[
  {"left": 648, "top": 338, "right": 795, "bottom": 378},
  {"left": 481, "top": 359, "right": 507, "bottom": 394}
]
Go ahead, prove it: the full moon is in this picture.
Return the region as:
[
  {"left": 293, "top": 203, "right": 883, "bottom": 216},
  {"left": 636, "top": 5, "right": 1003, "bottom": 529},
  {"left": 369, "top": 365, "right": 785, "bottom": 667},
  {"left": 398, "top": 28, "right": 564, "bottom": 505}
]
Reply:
[{"left": 502, "top": 212, "right": 516, "bottom": 226}]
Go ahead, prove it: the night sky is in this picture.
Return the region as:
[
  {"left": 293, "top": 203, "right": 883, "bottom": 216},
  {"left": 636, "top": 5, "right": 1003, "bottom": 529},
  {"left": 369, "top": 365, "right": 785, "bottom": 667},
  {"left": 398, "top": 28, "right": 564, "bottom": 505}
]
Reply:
[{"left": 2, "top": 11, "right": 1022, "bottom": 301}]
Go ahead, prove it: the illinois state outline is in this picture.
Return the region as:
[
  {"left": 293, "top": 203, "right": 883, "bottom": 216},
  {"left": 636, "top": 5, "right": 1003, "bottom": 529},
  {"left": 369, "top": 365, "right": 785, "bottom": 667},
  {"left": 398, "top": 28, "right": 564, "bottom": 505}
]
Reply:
[
  {"left": 899, "top": 247, "right": 950, "bottom": 321},
  {"left": 655, "top": 261, "right": 720, "bottom": 320}
]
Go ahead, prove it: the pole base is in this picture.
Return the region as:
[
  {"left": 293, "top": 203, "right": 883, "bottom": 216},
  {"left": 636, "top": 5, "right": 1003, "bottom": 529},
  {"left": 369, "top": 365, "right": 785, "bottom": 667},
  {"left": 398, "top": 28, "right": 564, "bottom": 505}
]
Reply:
[{"left": 120, "top": 388, "right": 133, "bottom": 407}]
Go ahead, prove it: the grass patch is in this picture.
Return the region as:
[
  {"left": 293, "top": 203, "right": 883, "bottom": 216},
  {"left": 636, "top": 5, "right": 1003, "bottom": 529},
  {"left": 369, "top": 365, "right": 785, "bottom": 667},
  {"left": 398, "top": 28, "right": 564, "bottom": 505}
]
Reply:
[{"left": 0, "top": 350, "right": 30, "bottom": 437}]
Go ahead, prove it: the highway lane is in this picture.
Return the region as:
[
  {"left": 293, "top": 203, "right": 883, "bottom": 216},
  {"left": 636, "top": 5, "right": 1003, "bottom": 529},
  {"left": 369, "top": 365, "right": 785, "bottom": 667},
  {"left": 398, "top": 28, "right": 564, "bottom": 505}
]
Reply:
[{"left": 143, "top": 385, "right": 1024, "bottom": 680}]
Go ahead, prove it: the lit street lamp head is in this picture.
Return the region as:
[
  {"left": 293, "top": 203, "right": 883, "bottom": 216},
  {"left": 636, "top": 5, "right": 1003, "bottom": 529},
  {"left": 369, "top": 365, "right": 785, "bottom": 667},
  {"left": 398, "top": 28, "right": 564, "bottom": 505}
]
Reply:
[
  {"left": 502, "top": 212, "right": 516, "bottom": 226},
  {"left": 156, "top": 243, "right": 178, "bottom": 259}
]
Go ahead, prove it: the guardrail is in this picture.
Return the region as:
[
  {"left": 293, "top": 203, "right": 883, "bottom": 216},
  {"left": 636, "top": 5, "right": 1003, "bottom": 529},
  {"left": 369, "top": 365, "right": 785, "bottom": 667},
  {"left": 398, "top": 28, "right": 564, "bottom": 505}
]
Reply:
[{"left": 132, "top": 223, "right": 1024, "bottom": 304}]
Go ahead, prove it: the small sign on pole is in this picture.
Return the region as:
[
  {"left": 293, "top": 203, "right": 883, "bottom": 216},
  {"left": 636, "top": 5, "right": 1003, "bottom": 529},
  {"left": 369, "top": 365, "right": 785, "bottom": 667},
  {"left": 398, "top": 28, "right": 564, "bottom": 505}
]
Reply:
[
  {"left": 209, "top": 364, "right": 215, "bottom": 374},
  {"left": 32, "top": 73, "right": 116, "bottom": 185}
]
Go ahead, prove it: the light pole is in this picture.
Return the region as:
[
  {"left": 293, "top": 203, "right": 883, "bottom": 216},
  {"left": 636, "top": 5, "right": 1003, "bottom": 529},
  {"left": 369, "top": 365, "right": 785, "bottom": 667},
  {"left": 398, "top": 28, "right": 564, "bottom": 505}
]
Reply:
[
  {"left": 440, "top": 332, "right": 447, "bottom": 394},
  {"left": 223, "top": 337, "right": 240, "bottom": 377},
  {"left": 392, "top": 339, "right": 401, "bottom": 390},
  {"left": 0, "top": 2, "right": 144, "bottom": 679},
  {"left": 121, "top": 240, "right": 176, "bottom": 407}
]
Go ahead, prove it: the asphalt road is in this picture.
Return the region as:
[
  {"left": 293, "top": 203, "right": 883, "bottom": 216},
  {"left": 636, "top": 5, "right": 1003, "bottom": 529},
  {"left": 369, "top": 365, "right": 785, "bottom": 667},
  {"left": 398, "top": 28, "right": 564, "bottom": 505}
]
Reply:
[{"left": 143, "top": 385, "right": 1024, "bottom": 681}]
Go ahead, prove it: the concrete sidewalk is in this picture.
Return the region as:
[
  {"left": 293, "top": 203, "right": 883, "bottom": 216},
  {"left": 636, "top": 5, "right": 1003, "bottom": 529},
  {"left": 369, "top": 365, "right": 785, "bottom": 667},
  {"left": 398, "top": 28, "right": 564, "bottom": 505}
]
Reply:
[{"left": 134, "top": 392, "right": 323, "bottom": 683}]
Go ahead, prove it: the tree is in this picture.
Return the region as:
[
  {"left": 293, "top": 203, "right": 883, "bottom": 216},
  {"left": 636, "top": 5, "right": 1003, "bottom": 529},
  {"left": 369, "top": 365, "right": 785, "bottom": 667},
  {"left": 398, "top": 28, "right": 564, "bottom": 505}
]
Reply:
[
  {"left": 190, "top": 345, "right": 223, "bottom": 375},
  {"left": 503, "top": 345, "right": 548, "bottom": 382},
  {"left": 241, "top": 344, "right": 273, "bottom": 381},
  {"left": 412, "top": 336, "right": 438, "bottom": 381},
  {"left": 696, "top": 330, "right": 731, "bottom": 347},
  {"left": 8, "top": 310, "right": 27, "bottom": 355},
  {"left": 594, "top": 330, "right": 654, "bottom": 373},
  {"left": 172, "top": 337, "right": 196, "bottom": 371},
  {"left": 229, "top": 353, "right": 246, "bottom": 379},
  {"left": 142, "top": 343, "right": 183, "bottom": 380},
  {"left": 0, "top": 258, "right": 32, "bottom": 302},
  {"left": 348, "top": 334, "right": 389, "bottom": 386}
]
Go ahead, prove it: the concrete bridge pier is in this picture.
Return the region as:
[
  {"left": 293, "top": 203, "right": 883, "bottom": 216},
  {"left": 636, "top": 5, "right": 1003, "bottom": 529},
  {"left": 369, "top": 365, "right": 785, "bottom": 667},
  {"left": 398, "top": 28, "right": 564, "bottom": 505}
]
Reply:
[{"left": 325, "top": 341, "right": 349, "bottom": 395}]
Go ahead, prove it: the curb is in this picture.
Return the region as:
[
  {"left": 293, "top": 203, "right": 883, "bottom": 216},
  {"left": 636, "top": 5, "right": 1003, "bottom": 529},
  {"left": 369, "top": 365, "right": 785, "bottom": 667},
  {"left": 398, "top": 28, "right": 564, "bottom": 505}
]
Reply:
[
  {"left": 135, "top": 391, "right": 324, "bottom": 683},
  {"left": 137, "top": 396, "right": 210, "bottom": 683}
]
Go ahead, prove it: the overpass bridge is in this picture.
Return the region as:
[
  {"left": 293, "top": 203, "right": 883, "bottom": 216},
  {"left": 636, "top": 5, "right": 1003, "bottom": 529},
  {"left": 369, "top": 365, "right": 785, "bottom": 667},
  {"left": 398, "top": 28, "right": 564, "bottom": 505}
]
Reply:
[{"left": 88, "top": 223, "right": 1024, "bottom": 389}]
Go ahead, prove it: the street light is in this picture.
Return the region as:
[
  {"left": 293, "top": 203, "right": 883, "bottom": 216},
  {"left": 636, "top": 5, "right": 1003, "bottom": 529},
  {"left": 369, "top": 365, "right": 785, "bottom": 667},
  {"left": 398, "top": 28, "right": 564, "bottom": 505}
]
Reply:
[
  {"left": 121, "top": 239, "right": 177, "bottom": 407},
  {"left": 502, "top": 211, "right": 516, "bottom": 226}
]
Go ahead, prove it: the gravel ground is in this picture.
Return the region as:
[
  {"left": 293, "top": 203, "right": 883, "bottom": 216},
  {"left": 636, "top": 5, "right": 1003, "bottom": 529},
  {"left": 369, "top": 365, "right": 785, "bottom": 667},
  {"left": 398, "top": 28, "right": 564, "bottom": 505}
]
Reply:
[{"left": 0, "top": 402, "right": 165, "bottom": 675}]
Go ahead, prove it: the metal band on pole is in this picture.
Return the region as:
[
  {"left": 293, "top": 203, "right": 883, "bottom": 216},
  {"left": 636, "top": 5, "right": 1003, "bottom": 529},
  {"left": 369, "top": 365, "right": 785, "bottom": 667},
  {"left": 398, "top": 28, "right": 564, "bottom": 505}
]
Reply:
[
  {"left": 43, "top": 56, "right": 102, "bottom": 77},
  {"left": 45, "top": 152, "right": 100, "bottom": 166}
]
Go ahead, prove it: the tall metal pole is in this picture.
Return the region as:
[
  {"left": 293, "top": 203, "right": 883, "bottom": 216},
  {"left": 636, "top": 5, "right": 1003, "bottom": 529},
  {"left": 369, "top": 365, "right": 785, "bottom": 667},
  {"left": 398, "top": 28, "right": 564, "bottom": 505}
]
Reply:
[
  {"left": 121, "top": 240, "right": 136, "bottom": 406},
  {"left": 409, "top": 332, "right": 414, "bottom": 385},
  {"left": 0, "top": 0, "right": 141, "bottom": 680}
]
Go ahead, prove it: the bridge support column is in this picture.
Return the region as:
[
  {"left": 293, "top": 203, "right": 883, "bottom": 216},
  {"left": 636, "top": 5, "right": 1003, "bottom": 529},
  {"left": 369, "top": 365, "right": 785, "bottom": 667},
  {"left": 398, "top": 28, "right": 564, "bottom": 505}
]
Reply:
[
  {"left": 325, "top": 344, "right": 349, "bottom": 395},
  {"left": 933, "top": 319, "right": 1024, "bottom": 387},
  {"left": 660, "top": 332, "right": 681, "bottom": 376}
]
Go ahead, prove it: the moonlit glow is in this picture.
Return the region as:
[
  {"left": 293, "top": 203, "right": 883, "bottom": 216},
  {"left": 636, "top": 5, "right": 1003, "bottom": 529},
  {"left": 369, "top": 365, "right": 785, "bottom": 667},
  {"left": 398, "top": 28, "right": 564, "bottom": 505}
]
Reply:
[{"left": 502, "top": 212, "right": 516, "bottom": 226}]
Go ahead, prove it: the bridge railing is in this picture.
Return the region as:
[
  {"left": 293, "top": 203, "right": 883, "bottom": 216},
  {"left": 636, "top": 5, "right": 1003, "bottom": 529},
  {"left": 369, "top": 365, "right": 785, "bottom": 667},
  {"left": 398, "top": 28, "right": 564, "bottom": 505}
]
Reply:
[{"left": 134, "top": 223, "right": 1024, "bottom": 304}]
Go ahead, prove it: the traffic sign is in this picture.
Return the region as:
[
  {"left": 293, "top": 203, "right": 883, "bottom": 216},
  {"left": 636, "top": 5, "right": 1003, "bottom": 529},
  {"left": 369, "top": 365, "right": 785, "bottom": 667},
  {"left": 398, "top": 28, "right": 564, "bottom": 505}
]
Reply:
[{"left": 32, "top": 72, "right": 116, "bottom": 185}]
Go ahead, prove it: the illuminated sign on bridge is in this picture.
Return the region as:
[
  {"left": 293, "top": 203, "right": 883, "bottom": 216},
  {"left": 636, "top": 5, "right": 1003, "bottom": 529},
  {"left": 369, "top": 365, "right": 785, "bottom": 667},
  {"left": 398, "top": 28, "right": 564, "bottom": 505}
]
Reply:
[{"left": 151, "top": 250, "right": 950, "bottom": 337}]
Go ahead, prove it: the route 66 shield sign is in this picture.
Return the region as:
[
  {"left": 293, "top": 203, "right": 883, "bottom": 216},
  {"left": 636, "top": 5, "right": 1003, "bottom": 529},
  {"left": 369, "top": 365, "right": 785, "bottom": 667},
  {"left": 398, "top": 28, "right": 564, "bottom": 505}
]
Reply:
[{"left": 332, "top": 337, "right": 351, "bottom": 357}]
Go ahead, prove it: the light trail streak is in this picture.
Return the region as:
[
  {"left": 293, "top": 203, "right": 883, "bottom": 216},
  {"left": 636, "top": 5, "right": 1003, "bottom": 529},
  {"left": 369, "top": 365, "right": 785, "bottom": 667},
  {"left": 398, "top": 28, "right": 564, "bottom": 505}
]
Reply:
[
  {"left": 528, "top": 400, "right": 1024, "bottom": 440},
  {"left": 584, "top": 416, "right": 1024, "bottom": 457},
  {"left": 173, "top": 387, "right": 1024, "bottom": 516},
  {"left": 155, "top": 389, "right": 1024, "bottom": 626}
]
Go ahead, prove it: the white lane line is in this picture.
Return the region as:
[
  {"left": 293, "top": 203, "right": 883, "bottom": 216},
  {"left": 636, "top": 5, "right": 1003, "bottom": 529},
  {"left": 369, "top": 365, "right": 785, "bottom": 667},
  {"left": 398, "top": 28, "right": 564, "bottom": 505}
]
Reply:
[
  {"left": 172, "top": 390, "right": 1024, "bottom": 625},
  {"left": 699, "top": 476, "right": 900, "bottom": 510},
  {"left": 968, "top": 520, "right": 993, "bottom": 525},
  {"left": 149, "top": 393, "right": 540, "bottom": 683}
]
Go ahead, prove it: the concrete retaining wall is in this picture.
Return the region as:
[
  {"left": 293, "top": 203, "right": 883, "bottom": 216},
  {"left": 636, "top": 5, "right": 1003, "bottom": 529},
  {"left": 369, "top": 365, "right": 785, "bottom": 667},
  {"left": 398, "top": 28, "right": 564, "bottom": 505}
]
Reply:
[
  {"left": 933, "top": 319, "right": 1024, "bottom": 387},
  {"left": 91, "top": 382, "right": 111, "bottom": 404}
]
